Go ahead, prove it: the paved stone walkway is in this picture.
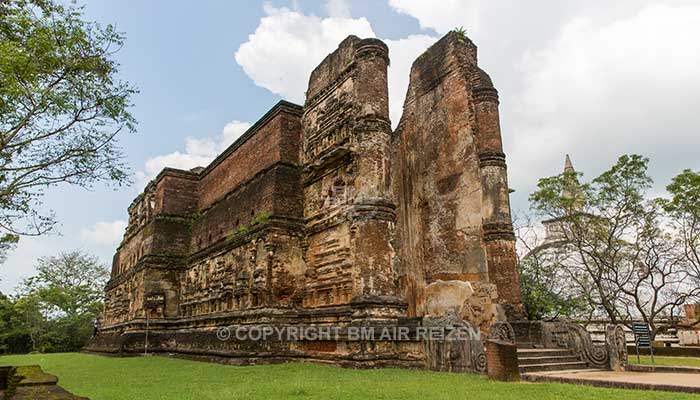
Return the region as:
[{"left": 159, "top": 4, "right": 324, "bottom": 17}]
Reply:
[{"left": 522, "top": 369, "right": 700, "bottom": 394}]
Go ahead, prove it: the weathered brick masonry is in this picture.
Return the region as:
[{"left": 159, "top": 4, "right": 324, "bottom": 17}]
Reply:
[{"left": 86, "top": 31, "right": 523, "bottom": 371}]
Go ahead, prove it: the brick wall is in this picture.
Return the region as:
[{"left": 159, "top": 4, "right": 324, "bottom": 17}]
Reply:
[
  {"left": 155, "top": 172, "right": 198, "bottom": 216},
  {"left": 486, "top": 341, "right": 520, "bottom": 381},
  {"left": 189, "top": 103, "right": 302, "bottom": 254},
  {"left": 197, "top": 105, "right": 301, "bottom": 210},
  {"left": 190, "top": 166, "right": 278, "bottom": 253}
]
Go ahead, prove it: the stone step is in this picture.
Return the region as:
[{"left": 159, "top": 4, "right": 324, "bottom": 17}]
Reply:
[
  {"left": 519, "top": 361, "right": 589, "bottom": 374},
  {"left": 516, "top": 341, "right": 538, "bottom": 349},
  {"left": 516, "top": 348, "right": 574, "bottom": 358},
  {"left": 517, "top": 355, "right": 582, "bottom": 366}
]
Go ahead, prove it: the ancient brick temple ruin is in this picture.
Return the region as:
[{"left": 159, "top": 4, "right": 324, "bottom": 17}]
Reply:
[{"left": 86, "top": 31, "right": 526, "bottom": 371}]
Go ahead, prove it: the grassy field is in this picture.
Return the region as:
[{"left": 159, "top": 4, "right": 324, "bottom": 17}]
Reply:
[
  {"left": 1, "top": 353, "right": 700, "bottom": 400},
  {"left": 629, "top": 355, "right": 700, "bottom": 368}
]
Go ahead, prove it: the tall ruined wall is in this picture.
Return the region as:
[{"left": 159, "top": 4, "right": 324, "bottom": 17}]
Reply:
[
  {"left": 302, "top": 36, "right": 399, "bottom": 312},
  {"left": 104, "top": 169, "right": 198, "bottom": 325},
  {"left": 181, "top": 103, "right": 305, "bottom": 318},
  {"left": 114, "top": 169, "right": 198, "bottom": 275},
  {"left": 392, "top": 32, "right": 521, "bottom": 318},
  {"left": 94, "top": 32, "right": 523, "bottom": 369},
  {"left": 180, "top": 228, "right": 304, "bottom": 317},
  {"left": 104, "top": 102, "right": 304, "bottom": 325},
  {"left": 197, "top": 104, "right": 301, "bottom": 210},
  {"left": 190, "top": 104, "right": 303, "bottom": 253}
]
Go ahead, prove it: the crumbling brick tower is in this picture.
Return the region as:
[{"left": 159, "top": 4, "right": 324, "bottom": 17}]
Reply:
[
  {"left": 302, "top": 37, "right": 402, "bottom": 315},
  {"left": 87, "top": 31, "right": 522, "bottom": 370},
  {"left": 393, "top": 31, "right": 522, "bottom": 323}
]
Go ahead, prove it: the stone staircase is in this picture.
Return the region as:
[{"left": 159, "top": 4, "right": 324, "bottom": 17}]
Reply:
[
  {"left": 517, "top": 348, "right": 590, "bottom": 374},
  {"left": 511, "top": 321, "right": 628, "bottom": 377}
]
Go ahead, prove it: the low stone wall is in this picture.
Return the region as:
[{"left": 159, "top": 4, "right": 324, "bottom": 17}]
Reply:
[
  {"left": 86, "top": 308, "right": 489, "bottom": 373},
  {"left": 88, "top": 327, "right": 424, "bottom": 368},
  {"left": 0, "top": 365, "right": 87, "bottom": 400},
  {"left": 0, "top": 366, "right": 13, "bottom": 391},
  {"left": 679, "top": 330, "right": 700, "bottom": 346},
  {"left": 485, "top": 322, "right": 519, "bottom": 381}
]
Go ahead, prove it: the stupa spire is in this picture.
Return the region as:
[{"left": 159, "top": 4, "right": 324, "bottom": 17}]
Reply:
[
  {"left": 562, "top": 154, "right": 583, "bottom": 213},
  {"left": 564, "top": 154, "right": 575, "bottom": 173}
]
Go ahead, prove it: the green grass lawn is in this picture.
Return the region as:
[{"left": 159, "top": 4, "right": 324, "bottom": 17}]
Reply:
[
  {"left": 629, "top": 355, "right": 700, "bottom": 368},
  {"left": 1, "top": 353, "right": 699, "bottom": 400}
]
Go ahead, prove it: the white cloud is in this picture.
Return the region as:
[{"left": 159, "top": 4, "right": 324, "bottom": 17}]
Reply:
[
  {"left": 1, "top": 227, "right": 120, "bottom": 293},
  {"left": 1, "top": 236, "right": 59, "bottom": 293},
  {"left": 388, "top": 0, "right": 479, "bottom": 34},
  {"left": 508, "top": 3, "right": 700, "bottom": 195},
  {"left": 325, "top": 0, "right": 350, "bottom": 18},
  {"left": 135, "top": 120, "right": 251, "bottom": 188},
  {"left": 221, "top": 120, "right": 252, "bottom": 148},
  {"left": 384, "top": 0, "right": 700, "bottom": 212},
  {"left": 384, "top": 34, "right": 437, "bottom": 124},
  {"left": 80, "top": 221, "right": 127, "bottom": 247},
  {"left": 234, "top": 4, "right": 375, "bottom": 103},
  {"left": 233, "top": 1, "right": 700, "bottom": 215},
  {"left": 234, "top": 5, "right": 435, "bottom": 127}
]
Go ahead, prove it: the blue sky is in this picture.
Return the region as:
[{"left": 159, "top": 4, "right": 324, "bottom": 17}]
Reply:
[{"left": 2, "top": 0, "right": 699, "bottom": 293}]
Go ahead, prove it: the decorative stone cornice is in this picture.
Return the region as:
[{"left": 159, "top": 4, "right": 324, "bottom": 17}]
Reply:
[
  {"left": 478, "top": 151, "right": 507, "bottom": 168},
  {"left": 202, "top": 101, "right": 302, "bottom": 177},
  {"left": 483, "top": 222, "right": 515, "bottom": 242},
  {"left": 355, "top": 38, "right": 390, "bottom": 64},
  {"left": 348, "top": 199, "right": 396, "bottom": 223},
  {"left": 354, "top": 115, "right": 392, "bottom": 135},
  {"left": 473, "top": 87, "right": 499, "bottom": 104}
]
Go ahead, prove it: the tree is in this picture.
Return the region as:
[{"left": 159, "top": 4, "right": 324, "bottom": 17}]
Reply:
[
  {"left": 20, "top": 250, "right": 108, "bottom": 317},
  {"left": 16, "top": 250, "right": 108, "bottom": 352},
  {"left": 527, "top": 155, "right": 700, "bottom": 339},
  {"left": 0, "top": 292, "right": 33, "bottom": 353},
  {"left": 10, "top": 292, "right": 44, "bottom": 352},
  {"left": 665, "top": 169, "right": 700, "bottom": 287},
  {"left": 515, "top": 214, "right": 588, "bottom": 321},
  {"left": 0, "top": 0, "right": 137, "bottom": 259}
]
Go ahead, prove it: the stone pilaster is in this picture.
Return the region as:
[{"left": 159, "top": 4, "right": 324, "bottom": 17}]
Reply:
[{"left": 472, "top": 74, "right": 522, "bottom": 314}]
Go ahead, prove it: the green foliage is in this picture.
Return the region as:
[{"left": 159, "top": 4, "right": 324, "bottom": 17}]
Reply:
[
  {"left": 665, "top": 169, "right": 700, "bottom": 216},
  {"left": 225, "top": 223, "right": 250, "bottom": 244},
  {"left": 6, "top": 250, "right": 109, "bottom": 353},
  {"left": 0, "top": 353, "right": 697, "bottom": 400},
  {"left": 0, "top": 293, "right": 32, "bottom": 353},
  {"left": 452, "top": 27, "right": 468, "bottom": 44},
  {"left": 0, "top": 233, "right": 19, "bottom": 263},
  {"left": 226, "top": 212, "right": 271, "bottom": 242},
  {"left": 190, "top": 211, "right": 202, "bottom": 224},
  {"left": 519, "top": 256, "right": 587, "bottom": 321},
  {"left": 590, "top": 154, "right": 651, "bottom": 214},
  {"left": 0, "top": 0, "right": 137, "bottom": 257},
  {"left": 529, "top": 170, "right": 588, "bottom": 216},
  {"left": 525, "top": 154, "right": 700, "bottom": 336},
  {"left": 530, "top": 155, "right": 651, "bottom": 219},
  {"left": 20, "top": 251, "right": 107, "bottom": 317},
  {"left": 663, "top": 168, "right": 700, "bottom": 286},
  {"left": 157, "top": 215, "right": 192, "bottom": 225},
  {"left": 250, "top": 211, "right": 271, "bottom": 226}
]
